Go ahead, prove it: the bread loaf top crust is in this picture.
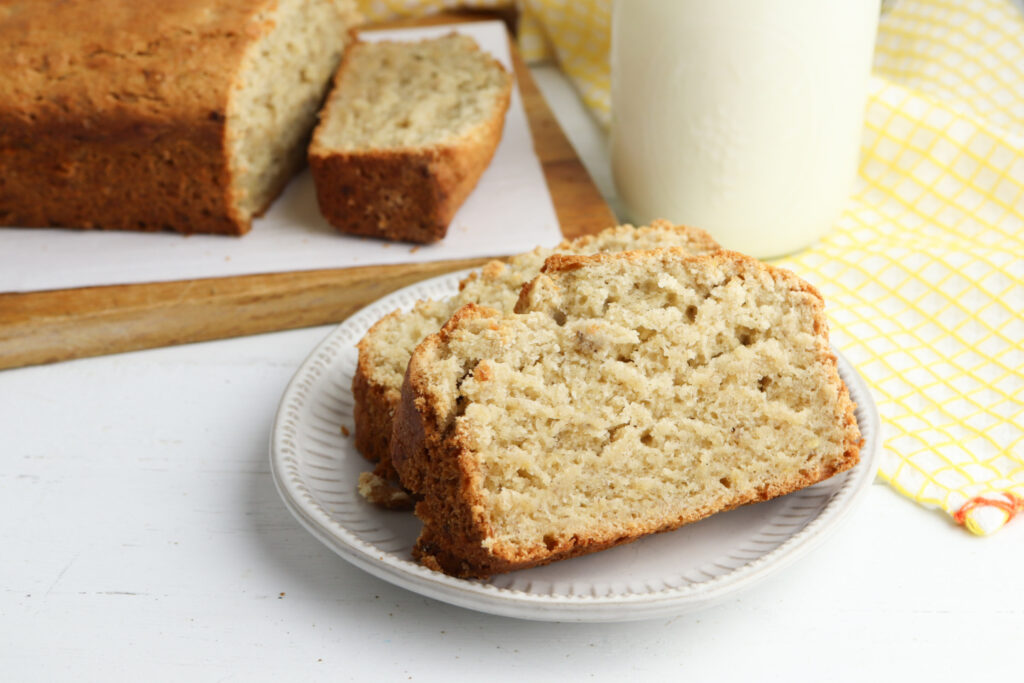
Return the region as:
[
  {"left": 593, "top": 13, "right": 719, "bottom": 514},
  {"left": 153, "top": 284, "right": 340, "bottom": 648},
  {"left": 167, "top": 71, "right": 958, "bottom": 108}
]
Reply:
[{"left": 0, "top": 0, "right": 275, "bottom": 142}]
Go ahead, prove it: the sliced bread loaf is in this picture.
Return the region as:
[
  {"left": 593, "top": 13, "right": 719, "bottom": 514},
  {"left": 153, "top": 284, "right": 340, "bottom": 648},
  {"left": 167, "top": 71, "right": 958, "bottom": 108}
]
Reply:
[
  {"left": 309, "top": 33, "right": 512, "bottom": 243},
  {"left": 353, "top": 222, "right": 722, "bottom": 495},
  {"left": 391, "top": 249, "right": 862, "bottom": 578},
  {"left": 0, "top": 0, "right": 360, "bottom": 235}
]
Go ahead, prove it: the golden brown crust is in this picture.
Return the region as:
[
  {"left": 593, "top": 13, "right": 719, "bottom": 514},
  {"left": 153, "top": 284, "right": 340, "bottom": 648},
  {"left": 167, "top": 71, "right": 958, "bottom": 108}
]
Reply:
[
  {"left": 551, "top": 220, "right": 721, "bottom": 257},
  {"left": 519, "top": 247, "right": 829, "bottom": 314},
  {"left": 0, "top": 0, "right": 278, "bottom": 235},
  {"left": 390, "top": 304, "right": 506, "bottom": 574},
  {"left": 415, "top": 476, "right": 827, "bottom": 578},
  {"left": 308, "top": 39, "right": 513, "bottom": 243},
  {"left": 394, "top": 251, "right": 862, "bottom": 578},
  {"left": 352, "top": 361, "right": 401, "bottom": 470},
  {"left": 352, "top": 308, "right": 404, "bottom": 467},
  {"left": 309, "top": 145, "right": 485, "bottom": 243}
]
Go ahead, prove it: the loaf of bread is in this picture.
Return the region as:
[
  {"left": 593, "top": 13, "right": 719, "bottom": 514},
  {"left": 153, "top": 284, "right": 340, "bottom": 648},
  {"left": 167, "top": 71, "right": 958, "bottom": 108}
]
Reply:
[
  {"left": 353, "top": 222, "right": 722, "bottom": 502},
  {"left": 391, "top": 249, "right": 862, "bottom": 577},
  {"left": 308, "top": 34, "right": 513, "bottom": 243},
  {"left": 0, "top": 0, "right": 360, "bottom": 235}
]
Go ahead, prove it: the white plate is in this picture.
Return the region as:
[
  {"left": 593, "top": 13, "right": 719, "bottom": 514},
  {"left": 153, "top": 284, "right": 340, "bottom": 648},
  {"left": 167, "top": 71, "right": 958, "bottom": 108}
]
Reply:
[{"left": 270, "top": 269, "right": 880, "bottom": 622}]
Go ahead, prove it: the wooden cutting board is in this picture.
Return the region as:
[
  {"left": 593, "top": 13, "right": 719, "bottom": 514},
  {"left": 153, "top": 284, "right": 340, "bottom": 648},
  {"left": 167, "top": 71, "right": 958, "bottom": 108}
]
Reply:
[{"left": 0, "top": 15, "right": 615, "bottom": 371}]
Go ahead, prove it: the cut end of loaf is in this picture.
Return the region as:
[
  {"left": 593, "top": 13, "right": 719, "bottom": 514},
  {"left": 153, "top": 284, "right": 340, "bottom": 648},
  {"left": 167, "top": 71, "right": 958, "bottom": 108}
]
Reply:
[
  {"left": 227, "top": 0, "right": 360, "bottom": 226},
  {"left": 395, "top": 249, "right": 861, "bottom": 578},
  {"left": 311, "top": 34, "right": 511, "bottom": 151}
]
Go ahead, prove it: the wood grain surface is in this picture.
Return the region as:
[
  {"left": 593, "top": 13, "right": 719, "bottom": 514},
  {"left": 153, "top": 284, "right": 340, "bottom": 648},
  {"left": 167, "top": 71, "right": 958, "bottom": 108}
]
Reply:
[{"left": 0, "top": 15, "right": 615, "bottom": 371}]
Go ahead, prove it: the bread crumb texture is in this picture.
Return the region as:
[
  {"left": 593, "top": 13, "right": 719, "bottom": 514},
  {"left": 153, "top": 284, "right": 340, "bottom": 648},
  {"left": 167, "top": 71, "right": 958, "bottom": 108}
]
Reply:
[
  {"left": 229, "top": 0, "right": 361, "bottom": 220},
  {"left": 395, "top": 249, "right": 861, "bottom": 577},
  {"left": 313, "top": 34, "right": 508, "bottom": 150},
  {"left": 353, "top": 222, "right": 721, "bottom": 477}
]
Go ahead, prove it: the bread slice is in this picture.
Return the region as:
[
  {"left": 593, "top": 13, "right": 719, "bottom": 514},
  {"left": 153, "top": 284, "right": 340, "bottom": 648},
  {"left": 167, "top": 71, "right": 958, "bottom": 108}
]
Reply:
[
  {"left": 0, "top": 0, "right": 360, "bottom": 235},
  {"left": 353, "top": 222, "right": 722, "bottom": 495},
  {"left": 309, "top": 33, "right": 513, "bottom": 243},
  {"left": 391, "top": 249, "right": 862, "bottom": 578}
]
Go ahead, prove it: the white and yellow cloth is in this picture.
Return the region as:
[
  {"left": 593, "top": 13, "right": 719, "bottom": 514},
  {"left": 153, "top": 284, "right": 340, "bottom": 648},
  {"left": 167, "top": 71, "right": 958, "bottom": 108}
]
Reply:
[{"left": 359, "top": 0, "right": 1024, "bottom": 535}]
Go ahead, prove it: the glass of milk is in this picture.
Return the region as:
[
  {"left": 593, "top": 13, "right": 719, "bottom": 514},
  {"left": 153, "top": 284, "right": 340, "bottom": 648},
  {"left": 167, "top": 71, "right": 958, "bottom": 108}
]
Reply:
[{"left": 611, "top": 0, "right": 880, "bottom": 258}]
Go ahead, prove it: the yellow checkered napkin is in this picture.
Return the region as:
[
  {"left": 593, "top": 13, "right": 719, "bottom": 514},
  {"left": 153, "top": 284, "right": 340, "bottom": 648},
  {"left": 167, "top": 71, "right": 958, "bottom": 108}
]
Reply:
[{"left": 359, "top": 0, "right": 1024, "bottom": 535}]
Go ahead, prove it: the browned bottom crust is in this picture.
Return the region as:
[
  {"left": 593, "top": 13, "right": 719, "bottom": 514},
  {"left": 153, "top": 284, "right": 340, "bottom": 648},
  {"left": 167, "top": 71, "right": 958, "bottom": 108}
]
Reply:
[
  {"left": 0, "top": 130, "right": 250, "bottom": 235},
  {"left": 310, "top": 150, "right": 452, "bottom": 243},
  {"left": 309, "top": 87, "right": 509, "bottom": 244},
  {"left": 352, "top": 362, "right": 397, "bottom": 467},
  {"left": 0, "top": 121, "right": 311, "bottom": 236},
  {"left": 352, "top": 310, "right": 404, "bottom": 478},
  {"left": 411, "top": 452, "right": 859, "bottom": 578}
]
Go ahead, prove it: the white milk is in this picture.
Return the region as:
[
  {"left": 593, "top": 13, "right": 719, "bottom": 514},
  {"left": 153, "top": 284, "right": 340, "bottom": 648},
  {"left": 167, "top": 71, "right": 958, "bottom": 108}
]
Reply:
[{"left": 611, "top": 0, "right": 880, "bottom": 258}]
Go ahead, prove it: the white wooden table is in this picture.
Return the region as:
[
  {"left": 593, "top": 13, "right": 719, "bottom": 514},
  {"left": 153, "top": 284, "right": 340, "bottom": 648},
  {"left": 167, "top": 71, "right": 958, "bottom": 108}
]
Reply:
[{"left": 3, "top": 68, "right": 1022, "bottom": 681}]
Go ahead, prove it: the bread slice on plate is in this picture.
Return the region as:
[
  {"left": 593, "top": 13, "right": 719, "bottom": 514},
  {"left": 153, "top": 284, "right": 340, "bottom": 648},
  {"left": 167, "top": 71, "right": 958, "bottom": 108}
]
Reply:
[
  {"left": 391, "top": 248, "right": 862, "bottom": 578},
  {"left": 309, "top": 33, "right": 513, "bottom": 243},
  {"left": 353, "top": 222, "right": 722, "bottom": 500}
]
